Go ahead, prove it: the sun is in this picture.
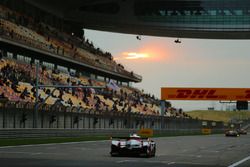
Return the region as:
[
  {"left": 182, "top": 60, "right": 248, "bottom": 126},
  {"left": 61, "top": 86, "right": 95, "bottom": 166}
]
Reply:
[
  {"left": 116, "top": 40, "right": 172, "bottom": 62},
  {"left": 123, "top": 52, "right": 150, "bottom": 59}
]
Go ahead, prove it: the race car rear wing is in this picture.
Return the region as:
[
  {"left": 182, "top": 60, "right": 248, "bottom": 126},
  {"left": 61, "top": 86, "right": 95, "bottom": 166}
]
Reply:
[{"left": 111, "top": 136, "right": 149, "bottom": 140}]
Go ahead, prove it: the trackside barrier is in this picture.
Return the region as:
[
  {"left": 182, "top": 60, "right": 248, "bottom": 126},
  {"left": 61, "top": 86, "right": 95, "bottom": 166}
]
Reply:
[
  {"left": 0, "top": 128, "right": 225, "bottom": 139},
  {"left": 0, "top": 108, "right": 225, "bottom": 130},
  {"left": 0, "top": 101, "right": 226, "bottom": 138}
]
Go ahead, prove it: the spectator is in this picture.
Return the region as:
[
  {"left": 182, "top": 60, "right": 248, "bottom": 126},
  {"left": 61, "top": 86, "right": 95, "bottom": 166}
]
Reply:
[
  {"left": 68, "top": 98, "right": 73, "bottom": 106},
  {"left": 38, "top": 94, "right": 44, "bottom": 103},
  {"left": 0, "top": 93, "right": 5, "bottom": 98},
  {"left": 20, "top": 87, "right": 30, "bottom": 99},
  {"left": 77, "top": 102, "right": 82, "bottom": 112}
]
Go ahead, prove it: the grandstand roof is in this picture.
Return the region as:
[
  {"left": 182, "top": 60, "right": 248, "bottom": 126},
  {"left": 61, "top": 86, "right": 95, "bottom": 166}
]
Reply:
[{"left": 20, "top": 0, "right": 250, "bottom": 39}]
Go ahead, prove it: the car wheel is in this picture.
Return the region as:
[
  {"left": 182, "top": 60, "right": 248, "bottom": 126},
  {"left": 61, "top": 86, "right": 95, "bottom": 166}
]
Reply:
[
  {"left": 146, "top": 147, "right": 152, "bottom": 158},
  {"left": 151, "top": 146, "right": 156, "bottom": 157},
  {"left": 110, "top": 152, "right": 117, "bottom": 157}
]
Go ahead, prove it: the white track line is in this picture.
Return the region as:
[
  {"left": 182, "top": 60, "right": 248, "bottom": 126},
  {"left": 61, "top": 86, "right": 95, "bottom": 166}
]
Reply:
[
  {"left": 116, "top": 160, "right": 137, "bottom": 163},
  {"left": 0, "top": 140, "right": 108, "bottom": 149},
  {"left": 228, "top": 155, "right": 250, "bottom": 167},
  {"left": 0, "top": 151, "right": 60, "bottom": 155}
]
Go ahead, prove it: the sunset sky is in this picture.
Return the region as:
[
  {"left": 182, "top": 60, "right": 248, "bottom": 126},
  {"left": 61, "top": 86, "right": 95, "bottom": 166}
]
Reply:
[{"left": 85, "top": 29, "right": 250, "bottom": 111}]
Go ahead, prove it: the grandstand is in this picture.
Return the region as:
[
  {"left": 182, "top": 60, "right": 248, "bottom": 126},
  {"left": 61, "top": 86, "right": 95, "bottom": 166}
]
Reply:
[
  {"left": 0, "top": 54, "right": 164, "bottom": 114},
  {"left": 0, "top": 4, "right": 141, "bottom": 82},
  {"left": 0, "top": 4, "right": 192, "bottom": 129}
]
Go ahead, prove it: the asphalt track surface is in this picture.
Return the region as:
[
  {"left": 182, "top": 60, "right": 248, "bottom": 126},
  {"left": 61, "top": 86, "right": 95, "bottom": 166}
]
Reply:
[{"left": 0, "top": 134, "right": 250, "bottom": 167}]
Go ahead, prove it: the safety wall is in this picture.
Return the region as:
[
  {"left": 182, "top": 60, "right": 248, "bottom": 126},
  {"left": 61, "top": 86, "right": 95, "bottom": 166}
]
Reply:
[{"left": 0, "top": 102, "right": 224, "bottom": 132}]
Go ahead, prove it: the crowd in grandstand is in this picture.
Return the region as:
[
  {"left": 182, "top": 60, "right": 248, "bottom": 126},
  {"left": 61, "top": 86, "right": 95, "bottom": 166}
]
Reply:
[
  {"left": 0, "top": 5, "right": 190, "bottom": 118},
  {"left": 0, "top": 58, "right": 154, "bottom": 114},
  {"left": 0, "top": 5, "right": 135, "bottom": 78},
  {"left": 0, "top": 57, "right": 190, "bottom": 118}
]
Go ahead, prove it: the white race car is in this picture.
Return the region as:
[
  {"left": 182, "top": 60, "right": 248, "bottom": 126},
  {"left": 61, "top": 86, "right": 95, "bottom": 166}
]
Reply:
[
  {"left": 110, "top": 134, "right": 156, "bottom": 157},
  {"left": 225, "top": 130, "right": 240, "bottom": 137}
]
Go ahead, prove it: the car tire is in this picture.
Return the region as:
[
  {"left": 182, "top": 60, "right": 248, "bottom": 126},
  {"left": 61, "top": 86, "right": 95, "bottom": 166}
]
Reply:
[
  {"left": 110, "top": 153, "right": 118, "bottom": 157},
  {"left": 151, "top": 146, "right": 156, "bottom": 157},
  {"left": 146, "top": 145, "right": 156, "bottom": 158},
  {"left": 146, "top": 147, "right": 152, "bottom": 158}
]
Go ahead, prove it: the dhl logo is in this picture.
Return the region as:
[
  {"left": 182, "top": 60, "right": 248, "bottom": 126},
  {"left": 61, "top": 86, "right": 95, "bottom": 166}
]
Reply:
[
  {"left": 173, "top": 89, "right": 218, "bottom": 99},
  {"left": 161, "top": 88, "right": 250, "bottom": 100}
]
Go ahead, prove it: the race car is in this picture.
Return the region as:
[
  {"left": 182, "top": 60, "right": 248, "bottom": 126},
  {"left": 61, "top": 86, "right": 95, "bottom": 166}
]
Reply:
[
  {"left": 236, "top": 129, "right": 247, "bottom": 135},
  {"left": 225, "top": 130, "right": 240, "bottom": 137},
  {"left": 110, "top": 134, "right": 156, "bottom": 157}
]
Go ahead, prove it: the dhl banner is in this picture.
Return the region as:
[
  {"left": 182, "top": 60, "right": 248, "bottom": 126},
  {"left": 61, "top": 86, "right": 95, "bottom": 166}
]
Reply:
[{"left": 161, "top": 87, "right": 250, "bottom": 101}]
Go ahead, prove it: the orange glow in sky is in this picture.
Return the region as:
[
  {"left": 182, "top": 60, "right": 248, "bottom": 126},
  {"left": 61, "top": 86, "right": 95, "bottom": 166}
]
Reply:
[
  {"left": 138, "top": 42, "right": 170, "bottom": 61},
  {"left": 123, "top": 52, "right": 150, "bottom": 59},
  {"left": 115, "top": 40, "right": 172, "bottom": 62}
]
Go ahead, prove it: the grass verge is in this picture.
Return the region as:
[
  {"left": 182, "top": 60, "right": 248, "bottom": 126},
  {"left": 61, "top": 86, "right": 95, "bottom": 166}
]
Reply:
[
  {"left": 187, "top": 110, "right": 250, "bottom": 123},
  {"left": 0, "top": 132, "right": 223, "bottom": 147},
  {"left": 152, "top": 132, "right": 203, "bottom": 138},
  {"left": 0, "top": 136, "right": 108, "bottom": 147}
]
